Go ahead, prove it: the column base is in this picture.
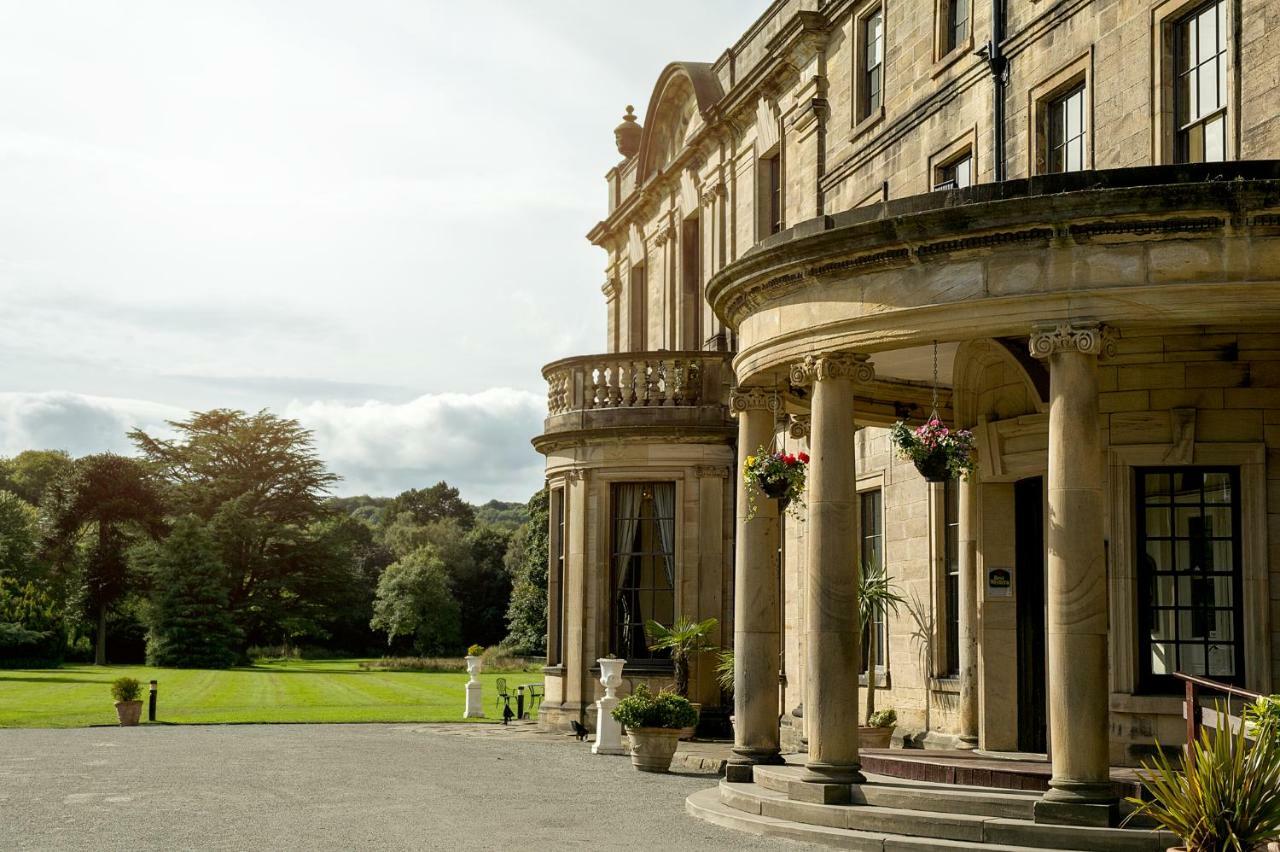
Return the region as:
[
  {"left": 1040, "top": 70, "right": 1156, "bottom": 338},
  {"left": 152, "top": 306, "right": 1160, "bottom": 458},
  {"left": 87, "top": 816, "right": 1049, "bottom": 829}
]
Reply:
[
  {"left": 957, "top": 735, "right": 979, "bottom": 751},
  {"left": 1034, "top": 782, "right": 1119, "bottom": 827},
  {"left": 725, "top": 748, "right": 784, "bottom": 783},
  {"left": 801, "top": 761, "right": 866, "bottom": 786}
]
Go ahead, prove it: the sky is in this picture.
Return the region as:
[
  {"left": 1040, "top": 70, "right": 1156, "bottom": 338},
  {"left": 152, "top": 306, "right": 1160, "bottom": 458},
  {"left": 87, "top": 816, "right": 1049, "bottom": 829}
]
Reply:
[{"left": 0, "top": 0, "right": 765, "bottom": 503}]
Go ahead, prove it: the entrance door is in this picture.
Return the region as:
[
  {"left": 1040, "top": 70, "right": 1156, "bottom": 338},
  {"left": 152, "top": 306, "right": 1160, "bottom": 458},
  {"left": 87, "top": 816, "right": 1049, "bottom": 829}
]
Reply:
[{"left": 1015, "top": 476, "right": 1048, "bottom": 754}]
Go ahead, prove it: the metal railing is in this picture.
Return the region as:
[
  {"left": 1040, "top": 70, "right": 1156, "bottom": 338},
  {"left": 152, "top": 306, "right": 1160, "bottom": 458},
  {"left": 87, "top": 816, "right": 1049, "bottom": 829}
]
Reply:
[{"left": 1175, "top": 671, "right": 1263, "bottom": 770}]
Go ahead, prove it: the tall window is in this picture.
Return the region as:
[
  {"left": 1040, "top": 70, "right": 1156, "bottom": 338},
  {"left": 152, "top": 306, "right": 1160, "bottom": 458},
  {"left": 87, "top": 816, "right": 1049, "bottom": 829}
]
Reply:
[
  {"left": 1175, "top": 1, "right": 1227, "bottom": 163},
  {"left": 611, "top": 483, "right": 676, "bottom": 663},
  {"left": 945, "top": 0, "right": 968, "bottom": 54},
  {"left": 1047, "top": 85, "right": 1086, "bottom": 173},
  {"left": 679, "top": 215, "right": 701, "bottom": 350},
  {"left": 548, "top": 488, "right": 566, "bottom": 666},
  {"left": 760, "top": 153, "right": 783, "bottom": 237},
  {"left": 934, "top": 151, "right": 972, "bottom": 190},
  {"left": 860, "top": 488, "right": 885, "bottom": 672},
  {"left": 1137, "top": 468, "right": 1243, "bottom": 691},
  {"left": 628, "top": 263, "right": 647, "bottom": 351},
  {"left": 862, "top": 8, "right": 884, "bottom": 119},
  {"left": 943, "top": 481, "right": 961, "bottom": 676}
]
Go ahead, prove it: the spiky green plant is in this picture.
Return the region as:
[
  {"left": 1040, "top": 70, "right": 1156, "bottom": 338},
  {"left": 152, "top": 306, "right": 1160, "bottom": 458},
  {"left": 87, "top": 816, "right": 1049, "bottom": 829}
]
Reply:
[
  {"left": 645, "top": 617, "right": 718, "bottom": 698},
  {"left": 715, "top": 649, "right": 734, "bottom": 695},
  {"left": 1125, "top": 702, "right": 1280, "bottom": 851},
  {"left": 858, "top": 560, "right": 904, "bottom": 723}
]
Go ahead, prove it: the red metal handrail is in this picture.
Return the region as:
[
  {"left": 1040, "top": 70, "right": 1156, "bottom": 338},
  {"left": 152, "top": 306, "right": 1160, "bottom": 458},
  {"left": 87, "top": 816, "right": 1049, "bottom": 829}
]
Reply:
[{"left": 1175, "top": 672, "right": 1263, "bottom": 771}]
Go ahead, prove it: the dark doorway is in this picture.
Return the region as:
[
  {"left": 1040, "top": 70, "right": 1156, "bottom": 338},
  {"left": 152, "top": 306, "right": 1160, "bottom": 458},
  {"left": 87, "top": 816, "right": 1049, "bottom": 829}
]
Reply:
[{"left": 1015, "top": 476, "right": 1048, "bottom": 754}]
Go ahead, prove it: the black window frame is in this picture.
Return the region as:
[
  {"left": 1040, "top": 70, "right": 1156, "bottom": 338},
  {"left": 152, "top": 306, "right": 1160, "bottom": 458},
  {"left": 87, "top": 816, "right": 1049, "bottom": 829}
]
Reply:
[
  {"left": 548, "top": 487, "right": 566, "bottom": 666},
  {"left": 859, "top": 488, "right": 886, "bottom": 673},
  {"left": 610, "top": 482, "right": 677, "bottom": 666},
  {"left": 943, "top": 480, "right": 961, "bottom": 676},
  {"left": 1135, "top": 466, "right": 1245, "bottom": 693},
  {"left": 934, "top": 150, "right": 972, "bottom": 190},
  {"left": 945, "top": 0, "right": 969, "bottom": 54},
  {"left": 862, "top": 7, "right": 885, "bottom": 119},
  {"left": 1174, "top": 0, "right": 1227, "bottom": 164}
]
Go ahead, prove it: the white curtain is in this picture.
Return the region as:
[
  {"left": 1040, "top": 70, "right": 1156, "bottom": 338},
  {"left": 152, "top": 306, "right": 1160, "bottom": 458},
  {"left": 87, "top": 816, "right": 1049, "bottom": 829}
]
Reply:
[
  {"left": 614, "top": 483, "right": 645, "bottom": 588},
  {"left": 653, "top": 482, "right": 676, "bottom": 590}
]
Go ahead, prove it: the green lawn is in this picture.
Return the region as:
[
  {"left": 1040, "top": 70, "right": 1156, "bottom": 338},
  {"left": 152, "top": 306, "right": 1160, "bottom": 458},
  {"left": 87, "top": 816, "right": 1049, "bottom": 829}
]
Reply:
[{"left": 0, "top": 660, "right": 546, "bottom": 728}]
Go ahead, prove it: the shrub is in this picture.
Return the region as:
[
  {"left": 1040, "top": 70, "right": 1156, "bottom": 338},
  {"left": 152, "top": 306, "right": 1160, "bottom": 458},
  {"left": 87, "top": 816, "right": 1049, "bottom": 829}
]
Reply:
[
  {"left": 111, "top": 677, "right": 142, "bottom": 703},
  {"left": 715, "top": 650, "right": 734, "bottom": 694},
  {"left": 611, "top": 684, "right": 698, "bottom": 730},
  {"left": 467, "top": 644, "right": 484, "bottom": 657},
  {"left": 0, "top": 578, "right": 65, "bottom": 668},
  {"left": 357, "top": 654, "right": 538, "bottom": 674},
  {"left": 867, "top": 708, "right": 897, "bottom": 728},
  {"left": 1126, "top": 702, "right": 1280, "bottom": 850},
  {"left": 1245, "top": 694, "right": 1280, "bottom": 738}
]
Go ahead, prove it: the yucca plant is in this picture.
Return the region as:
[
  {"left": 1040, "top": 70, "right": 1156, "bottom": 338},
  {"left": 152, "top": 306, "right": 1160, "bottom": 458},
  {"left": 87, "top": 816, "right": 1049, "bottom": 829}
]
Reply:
[
  {"left": 715, "top": 649, "right": 734, "bottom": 695},
  {"left": 645, "top": 617, "right": 718, "bottom": 698},
  {"left": 858, "top": 560, "right": 904, "bottom": 723},
  {"left": 1125, "top": 702, "right": 1280, "bottom": 851}
]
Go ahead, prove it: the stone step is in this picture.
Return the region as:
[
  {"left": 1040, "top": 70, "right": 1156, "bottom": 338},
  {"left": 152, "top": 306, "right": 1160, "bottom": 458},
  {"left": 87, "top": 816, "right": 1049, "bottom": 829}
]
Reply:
[
  {"left": 754, "top": 765, "right": 1040, "bottom": 820},
  {"left": 714, "top": 781, "right": 1174, "bottom": 852},
  {"left": 686, "top": 787, "right": 1080, "bottom": 852}
]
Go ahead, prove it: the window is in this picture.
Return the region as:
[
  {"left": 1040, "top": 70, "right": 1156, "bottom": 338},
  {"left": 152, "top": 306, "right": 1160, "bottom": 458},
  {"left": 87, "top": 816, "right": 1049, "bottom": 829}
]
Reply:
[
  {"left": 548, "top": 488, "right": 566, "bottom": 666},
  {"left": 943, "top": 481, "right": 961, "bottom": 676},
  {"left": 1175, "top": 1, "right": 1227, "bottom": 163},
  {"left": 679, "top": 215, "right": 701, "bottom": 350},
  {"left": 934, "top": 151, "right": 972, "bottom": 190},
  {"left": 860, "top": 488, "right": 885, "bottom": 672},
  {"left": 760, "top": 153, "right": 783, "bottom": 237},
  {"left": 611, "top": 483, "right": 676, "bottom": 663},
  {"left": 1137, "top": 468, "right": 1243, "bottom": 691},
  {"left": 944, "top": 0, "right": 968, "bottom": 54},
  {"left": 628, "top": 263, "right": 647, "bottom": 350},
  {"left": 862, "top": 8, "right": 885, "bottom": 119},
  {"left": 1047, "top": 85, "right": 1087, "bottom": 173}
]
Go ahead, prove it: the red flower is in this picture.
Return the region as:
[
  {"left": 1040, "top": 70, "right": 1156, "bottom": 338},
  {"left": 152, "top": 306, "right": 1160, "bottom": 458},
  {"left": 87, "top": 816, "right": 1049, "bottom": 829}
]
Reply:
[
  {"left": 798, "top": 452, "right": 809, "bottom": 464},
  {"left": 784, "top": 454, "right": 796, "bottom": 465}
]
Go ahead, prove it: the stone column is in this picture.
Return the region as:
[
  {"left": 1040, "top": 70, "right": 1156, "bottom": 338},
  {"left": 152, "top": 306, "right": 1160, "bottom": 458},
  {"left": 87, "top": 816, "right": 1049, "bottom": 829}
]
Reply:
[
  {"left": 790, "top": 353, "right": 874, "bottom": 792},
  {"left": 725, "top": 387, "right": 784, "bottom": 782},
  {"left": 957, "top": 474, "right": 979, "bottom": 748},
  {"left": 1029, "top": 322, "right": 1117, "bottom": 826}
]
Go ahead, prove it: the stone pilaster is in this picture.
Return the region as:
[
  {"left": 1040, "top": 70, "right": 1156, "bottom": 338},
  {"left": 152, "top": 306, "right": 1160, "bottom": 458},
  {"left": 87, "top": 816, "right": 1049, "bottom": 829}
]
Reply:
[
  {"left": 790, "top": 353, "right": 874, "bottom": 790},
  {"left": 1029, "top": 321, "right": 1118, "bottom": 826},
  {"left": 726, "top": 387, "right": 785, "bottom": 782}
]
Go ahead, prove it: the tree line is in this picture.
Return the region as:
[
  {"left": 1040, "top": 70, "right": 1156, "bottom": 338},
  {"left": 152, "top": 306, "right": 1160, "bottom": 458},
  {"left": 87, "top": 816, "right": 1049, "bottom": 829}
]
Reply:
[{"left": 0, "top": 409, "right": 549, "bottom": 668}]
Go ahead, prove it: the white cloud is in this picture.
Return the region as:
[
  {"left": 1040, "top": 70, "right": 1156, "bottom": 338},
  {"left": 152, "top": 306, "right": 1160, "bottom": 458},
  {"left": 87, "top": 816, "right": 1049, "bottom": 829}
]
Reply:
[{"left": 0, "top": 389, "right": 545, "bottom": 503}]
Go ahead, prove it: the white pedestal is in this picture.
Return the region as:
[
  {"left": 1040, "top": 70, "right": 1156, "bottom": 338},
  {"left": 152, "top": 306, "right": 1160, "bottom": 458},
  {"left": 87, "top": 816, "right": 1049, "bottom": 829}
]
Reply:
[
  {"left": 593, "top": 696, "right": 624, "bottom": 755},
  {"left": 464, "top": 681, "right": 484, "bottom": 719}
]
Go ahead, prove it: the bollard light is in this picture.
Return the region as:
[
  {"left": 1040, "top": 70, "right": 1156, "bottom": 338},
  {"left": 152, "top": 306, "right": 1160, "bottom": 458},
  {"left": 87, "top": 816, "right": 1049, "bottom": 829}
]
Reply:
[{"left": 148, "top": 680, "right": 158, "bottom": 723}]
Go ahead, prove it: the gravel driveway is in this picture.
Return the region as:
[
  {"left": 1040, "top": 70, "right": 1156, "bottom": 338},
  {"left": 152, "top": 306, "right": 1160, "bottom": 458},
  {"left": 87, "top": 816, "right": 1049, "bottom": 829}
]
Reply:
[{"left": 0, "top": 723, "right": 816, "bottom": 851}]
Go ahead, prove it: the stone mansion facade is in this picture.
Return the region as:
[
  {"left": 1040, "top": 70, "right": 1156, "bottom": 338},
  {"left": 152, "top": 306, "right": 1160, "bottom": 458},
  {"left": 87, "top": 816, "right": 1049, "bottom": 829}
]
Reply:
[{"left": 533, "top": 0, "right": 1280, "bottom": 828}]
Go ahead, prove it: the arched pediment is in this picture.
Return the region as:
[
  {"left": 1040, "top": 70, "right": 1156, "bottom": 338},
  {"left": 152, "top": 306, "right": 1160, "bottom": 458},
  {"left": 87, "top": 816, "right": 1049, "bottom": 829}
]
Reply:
[{"left": 636, "top": 62, "right": 723, "bottom": 184}]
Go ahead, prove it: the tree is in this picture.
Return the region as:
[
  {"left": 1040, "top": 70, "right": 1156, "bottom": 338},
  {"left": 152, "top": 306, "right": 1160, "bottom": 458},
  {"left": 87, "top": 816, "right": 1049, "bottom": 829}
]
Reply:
[
  {"left": 504, "top": 487, "right": 549, "bottom": 655},
  {"left": 370, "top": 545, "right": 461, "bottom": 655},
  {"left": 42, "top": 454, "right": 166, "bottom": 665},
  {"left": 458, "top": 524, "right": 512, "bottom": 647},
  {"left": 0, "top": 490, "right": 41, "bottom": 583},
  {"left": 130, "top": 409, "right": 339, "bottom": 648},
  {"left": 143, "top": 516, "right": 240, "bottom": 668},
  {"left": 0, "top": 577, "right": 65, "bottom": 668},
  {"left": 387, "top": 482, "right": 475, "bottom": 530},
  {"left": 0, "top": 450, "right": 73, "bottom": 506},
  {"left": 645, "top": 617, "right": 718, "bottom": 698}
]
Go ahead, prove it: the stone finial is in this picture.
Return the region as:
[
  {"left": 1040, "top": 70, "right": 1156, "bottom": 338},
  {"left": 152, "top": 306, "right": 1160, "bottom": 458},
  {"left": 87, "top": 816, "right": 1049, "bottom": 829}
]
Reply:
[
  {"left": 729, "top": 387, "right": 782, "bottom": 415},
  {"left": 789, "top": 353, "right": 875, "bottom": 386},
  {"left": 1028, "top": 321, "right": 1116, "bottom": 359},
  {"left": 614, "top": 105, "right": 642, "bottom": 158}
]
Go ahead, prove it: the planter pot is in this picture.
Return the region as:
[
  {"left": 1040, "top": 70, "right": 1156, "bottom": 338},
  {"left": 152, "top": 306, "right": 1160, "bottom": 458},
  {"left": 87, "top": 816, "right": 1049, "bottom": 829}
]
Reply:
[
  {"left": 759, "top": 476, "right": 791, "bottom": 500},
  {"left": 626, "top": 727, "right": 683, "bottom": 773},
  {"left": 859, "top": 725, "right": 893, "bottom": 749},
  {"left": 679, "top": 702, "right": 701, "bottom": 741},
  {"left": 115, "top": 700, "right": 142, "bottom": 727},
  {"left": 913, "top": 451, "right": 951, "bottom": 483}
]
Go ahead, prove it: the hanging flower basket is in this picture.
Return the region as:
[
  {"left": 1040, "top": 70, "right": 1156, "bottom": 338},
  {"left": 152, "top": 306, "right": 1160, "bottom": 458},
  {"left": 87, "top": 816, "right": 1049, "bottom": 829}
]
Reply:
[
  {"left": 743, "top": 447, "right": 808, "bottom": 520},
  {"left": 890, "top": 419, "right": 976, "bottom": 483}
]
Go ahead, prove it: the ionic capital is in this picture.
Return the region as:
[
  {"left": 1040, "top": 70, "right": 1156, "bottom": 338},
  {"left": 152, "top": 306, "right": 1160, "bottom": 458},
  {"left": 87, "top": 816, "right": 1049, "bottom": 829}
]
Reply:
[
  {"left": 729, "top": 387, "right": 783, "bottom": 415},
  {"left": 788, "top": 414, "right": 811, "bottom": 440},
  {"left": 789, "top": 352, "right": 874, "bottom": 386},
  {"left": 1028, "top": 322, "right": 1116, "bottom": 360}
]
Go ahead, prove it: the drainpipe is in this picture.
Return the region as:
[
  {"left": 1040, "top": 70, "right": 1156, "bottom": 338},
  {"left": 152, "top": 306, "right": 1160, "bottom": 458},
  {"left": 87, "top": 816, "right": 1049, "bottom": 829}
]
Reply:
[{"left": 986, "top": 0, "right": 1008, "bottom": 182}]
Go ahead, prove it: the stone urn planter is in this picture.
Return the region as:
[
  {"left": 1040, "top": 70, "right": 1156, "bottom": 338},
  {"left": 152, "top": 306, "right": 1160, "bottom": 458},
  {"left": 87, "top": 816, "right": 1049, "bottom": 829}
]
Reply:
[
  {"left": 626, "top": 727, "right": 683, "bottom": 772},
  {"left": 678, "top": 702, "right": 701, "bottom": 741},
  {"left": 592, "top": 657, "right": 626, "bottom": 755},
  {"left": 115, "top": 700, "right": 142, "bottom": 727},
  {"left": 859, "top": 724, "right": 894, "bottom": 749}
]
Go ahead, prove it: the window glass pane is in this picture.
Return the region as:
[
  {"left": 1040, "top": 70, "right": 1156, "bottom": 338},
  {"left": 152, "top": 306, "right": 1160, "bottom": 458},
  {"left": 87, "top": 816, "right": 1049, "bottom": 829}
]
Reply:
[
  {"left": 1145, "top": 473, "right": 1171, "bottom": 502},
  {"left": 1144, "top": 540, "right": 1173, "bottom": 574},
  {"left": 1151, "top": 642, "right": 1175, "bottom": 674},
  {"left": 1149, "top": 571, "right": 1176, "bottom": 606},
  {"left": 1203, "top": 472, "right": 1232, "bottom": 503},
  {"left": 1145, "top": 508, "right": 1171, "bottom": 538},
  {"left": 1181, "top": 643, "right": 1206, "bottom": 675},
  {"left": 1204, "top": 113, "right": 1225, "bottom": 162},
  {"left": 1150, "top": 608, "right": 1177, "bottom": 640},
  {"left": 1198, "top": 6, "right": 1217, "bottom": 64},
  {"left": 1207, "top": 642, "right": 1235, "bottom": 676}
]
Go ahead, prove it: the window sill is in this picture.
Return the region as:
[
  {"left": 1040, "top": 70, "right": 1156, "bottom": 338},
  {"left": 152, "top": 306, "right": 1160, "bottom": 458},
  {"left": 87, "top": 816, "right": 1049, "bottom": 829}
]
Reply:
[
  {"left": 930, "top": 676, "right": 961, "bottom": 694},
  {"left": 931, "top": 38, "right": 974, "bottom": 79},
  {"left": 850, "top": 106, "right": 885, "bottom": 143},
  {"left": 858, "top": 668, "right": 891, "bottom": 689}
]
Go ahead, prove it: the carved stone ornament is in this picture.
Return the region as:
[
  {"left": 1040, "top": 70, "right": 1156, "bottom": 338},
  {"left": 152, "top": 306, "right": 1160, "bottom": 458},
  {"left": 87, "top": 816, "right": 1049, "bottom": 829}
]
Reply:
[
  {"left": 563, "top": 469, "right": 586, "bottom": 483},
  {"left": 729, "top": 387, "right": 783, "bottom": 415},
  {"left": 789, "top": 352, "right": 875, "bottom": 386},
  {"left": 700, "top": 181, "right": 727, "bottom": 206},
  {"left": 694, "top": 465, "right": 731, "bottom": 479},
  {"left": 1028, "top": 321, "right": 1116, "bottom": 359},
  {"left": 788, "top": 414, "right": 811, "bottom": 440}
]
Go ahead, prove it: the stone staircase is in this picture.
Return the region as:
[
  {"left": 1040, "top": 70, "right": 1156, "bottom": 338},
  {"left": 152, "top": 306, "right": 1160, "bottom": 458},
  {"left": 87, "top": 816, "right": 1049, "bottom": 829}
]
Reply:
[{"left": 685, "top": 764, "right": 1175, "bottom": 852}]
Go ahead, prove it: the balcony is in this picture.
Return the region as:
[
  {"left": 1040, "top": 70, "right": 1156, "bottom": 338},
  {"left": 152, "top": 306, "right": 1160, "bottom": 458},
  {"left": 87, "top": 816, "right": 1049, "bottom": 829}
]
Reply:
[{"left": 533, "top": 351, "right": 734, "bottom": 451}]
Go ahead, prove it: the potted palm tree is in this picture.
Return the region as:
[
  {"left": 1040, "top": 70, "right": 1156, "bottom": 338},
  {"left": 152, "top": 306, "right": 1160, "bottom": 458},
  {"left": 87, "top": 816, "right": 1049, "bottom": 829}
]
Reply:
[
  {"left": 859, "top": 560, "right": 904, "bottom": 749},
  {"left": 611, "top": 684, "right": 698, "bottom": 773},
  {"left": 1125, "top": 701, "right": 1280, "bottom": 852},
  {"left": 645, "top": 617, "right": 717, "bottom": 739},
  {"left": 111, "top": 677, "right": 143, "bottom": 726}
]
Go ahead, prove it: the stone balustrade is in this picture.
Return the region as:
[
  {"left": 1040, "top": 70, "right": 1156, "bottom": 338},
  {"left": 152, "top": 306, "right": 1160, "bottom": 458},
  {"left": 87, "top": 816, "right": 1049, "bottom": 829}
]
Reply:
[{"left": 535, "top": 351, "right": 733, "bottom": 448}]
